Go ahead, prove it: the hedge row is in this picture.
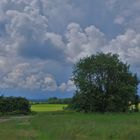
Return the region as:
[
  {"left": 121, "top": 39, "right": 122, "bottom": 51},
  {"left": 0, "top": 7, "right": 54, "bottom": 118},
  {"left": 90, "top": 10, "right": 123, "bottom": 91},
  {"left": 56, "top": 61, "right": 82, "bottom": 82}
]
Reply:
[{"left": 0, "top": 96, "right": 31, "bottom": 115}]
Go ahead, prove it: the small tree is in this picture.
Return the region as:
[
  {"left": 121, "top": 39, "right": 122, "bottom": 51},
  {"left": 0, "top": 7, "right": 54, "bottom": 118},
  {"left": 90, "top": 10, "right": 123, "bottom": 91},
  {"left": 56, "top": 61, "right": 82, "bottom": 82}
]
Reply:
[{"left": 68, "top": 53, "right": 139, "bottom": 112}]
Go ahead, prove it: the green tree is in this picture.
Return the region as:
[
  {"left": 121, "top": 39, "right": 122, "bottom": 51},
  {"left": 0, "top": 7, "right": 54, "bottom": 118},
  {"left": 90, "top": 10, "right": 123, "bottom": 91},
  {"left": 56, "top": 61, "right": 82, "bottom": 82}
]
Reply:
[{"left": 68, "top": 53, "right": 139, "bottom": 112}]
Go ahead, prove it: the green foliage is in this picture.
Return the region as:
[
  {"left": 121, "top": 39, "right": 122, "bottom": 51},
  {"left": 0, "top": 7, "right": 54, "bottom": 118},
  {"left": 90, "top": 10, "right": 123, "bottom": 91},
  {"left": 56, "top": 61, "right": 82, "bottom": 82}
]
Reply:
[
  {"left": 69, "top": 53, "right": 139, "bottom": 112},
  {"left": 0, "top": 96, "right": 31, "bottom": 115}
]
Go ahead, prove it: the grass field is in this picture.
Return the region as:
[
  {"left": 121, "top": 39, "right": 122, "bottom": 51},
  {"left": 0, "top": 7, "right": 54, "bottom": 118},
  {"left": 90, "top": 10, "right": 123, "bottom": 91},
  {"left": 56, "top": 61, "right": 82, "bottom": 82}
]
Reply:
[
  {"left": 0, "top": 104, "right": 140, "bottom": 140},
  {"left": 31, "top": 104, "right": 67, "bottom": 112}
]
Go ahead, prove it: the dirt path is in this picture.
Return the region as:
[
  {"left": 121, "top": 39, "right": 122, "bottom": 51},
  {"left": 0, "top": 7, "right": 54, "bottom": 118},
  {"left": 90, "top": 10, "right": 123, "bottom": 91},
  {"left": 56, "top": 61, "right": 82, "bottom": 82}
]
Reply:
[
  {"left": 0, "top": 118, "right": 10, "bottom": 123},
  {"left": 0, "top": 115, "right": 32, "bottom": 123}
]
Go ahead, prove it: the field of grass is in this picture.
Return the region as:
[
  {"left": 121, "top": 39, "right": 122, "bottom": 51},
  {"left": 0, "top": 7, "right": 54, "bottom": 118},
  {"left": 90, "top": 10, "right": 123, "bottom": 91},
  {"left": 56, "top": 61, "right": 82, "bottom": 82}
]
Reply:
[
  {"left": 31, "top": 104, "right": 67, "bottom": 112},
  {"left": 0, "top": 104, "right": 140, "bottom": 140}
]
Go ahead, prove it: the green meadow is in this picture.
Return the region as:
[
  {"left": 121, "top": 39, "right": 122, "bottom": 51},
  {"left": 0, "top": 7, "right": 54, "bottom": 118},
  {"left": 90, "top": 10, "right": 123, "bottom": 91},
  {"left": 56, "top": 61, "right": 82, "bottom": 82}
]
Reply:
[
  {"left": 31, "top": 104, "right": 67, "bottom": 112},
  {"left": 0, "top": 104, "right": 140, "bottom": 140}
]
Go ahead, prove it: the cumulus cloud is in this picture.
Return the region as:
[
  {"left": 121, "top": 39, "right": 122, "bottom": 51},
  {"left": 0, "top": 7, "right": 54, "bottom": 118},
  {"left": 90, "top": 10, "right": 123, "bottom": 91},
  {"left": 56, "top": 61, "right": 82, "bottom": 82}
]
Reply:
[
  {"left": 40, "top": 0, "right": 82, "bottom": 32},
  {"left": 106, "top": 0, "right": 140, "bottom": 30},
  {"left": 59, "top": 80, "right": 76, "bottom": 92},
  {"left": 0, "top": 0, "right": 140, "bottom": 94},
  {"left": 0, "top": 0, "right": 79, "bottom": 60},
  {"left": 64, "top": 22, "right": 140, "bottom": 77},
  {"left": 104, "top": 29, "right": 140, "bottom": 75},
  {"left": 0, "top": 0, "right": 76, "bottom": 92},
  {"left": 65, "top": 23, "right": 106, "bottom": 63},
  {"left": 0, "top": 61, "right": 76, "bottom": 92},
  {"left": 0, "top": 62, "right": 58, "bottom": 91}
]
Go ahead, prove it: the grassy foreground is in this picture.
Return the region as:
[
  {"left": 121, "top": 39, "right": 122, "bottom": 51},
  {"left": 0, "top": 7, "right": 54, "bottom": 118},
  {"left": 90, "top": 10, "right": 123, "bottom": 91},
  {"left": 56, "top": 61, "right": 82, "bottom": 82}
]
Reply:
[{"left": 0, "top": 104, "right": 140, "bottom": 140}]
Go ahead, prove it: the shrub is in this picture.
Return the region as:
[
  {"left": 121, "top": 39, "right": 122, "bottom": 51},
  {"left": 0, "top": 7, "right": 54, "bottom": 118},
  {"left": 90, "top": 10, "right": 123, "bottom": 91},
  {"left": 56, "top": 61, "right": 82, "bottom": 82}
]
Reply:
[{"left": 0, "top": 96, "right": 31, "bottom": 115}]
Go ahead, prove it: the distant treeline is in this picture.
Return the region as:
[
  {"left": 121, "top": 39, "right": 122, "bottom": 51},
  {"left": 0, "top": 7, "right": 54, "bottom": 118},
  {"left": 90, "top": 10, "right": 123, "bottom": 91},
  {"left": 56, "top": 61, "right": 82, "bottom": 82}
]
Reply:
[
  {"left": 31, "top": 97, "right": 72, "bottom": 104},
  {"left": 47, "top": 97, "right": 72, "bottom": 104},
  {"left": 0, "top": 96, "right": 31, "bottom": 115}
]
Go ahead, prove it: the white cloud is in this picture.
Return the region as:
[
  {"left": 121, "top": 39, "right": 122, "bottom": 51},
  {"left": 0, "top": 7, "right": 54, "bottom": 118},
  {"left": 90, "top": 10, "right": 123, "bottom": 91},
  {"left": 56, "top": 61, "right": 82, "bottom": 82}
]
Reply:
[
  {"left": 104, "top": 29, "right": 140, "bottom": 68},
  {"left": 106, "top": 0, "right": 140, "bottom": 30},
  {"left": 59, "top": 80, "right": 76, "bottom": 92},
  {"left": 59, "top": 83, "right": 67, "bottom": 92},
  {"left": 46, "top": 32, "right": 65, "bottom": 49},
  {"left": 0, "top": 0, "right": 140, "bottom": 94},
  {"left": 66, "top": 80, "right": 76, "bottom": 92},
  {"left": 0, "top": 62, "right": 58, "bottom": 91},
  {"left": 65, "top": 23, "right": 140, "bottom": 77},
  {"left": 65, "top": 23, "right": 106, "bottom": 63},
  {"left": 43, "top": 76, "right": 57, "bottom": 91},
  {"left": 0, "top": 0, "right": 69, "bottom": 91},
  {"left": 39, "top": 0, "right": 82, "bottom": 31},
  {"left": 0, "top": 0, "right": 80, "bottom": 59}
]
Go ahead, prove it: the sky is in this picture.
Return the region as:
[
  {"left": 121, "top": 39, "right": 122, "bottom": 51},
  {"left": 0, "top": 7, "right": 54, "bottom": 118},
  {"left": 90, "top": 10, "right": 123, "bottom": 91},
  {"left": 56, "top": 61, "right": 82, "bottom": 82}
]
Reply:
[{"left": 0, "top": 0, "right": 140, "bottom": 99}]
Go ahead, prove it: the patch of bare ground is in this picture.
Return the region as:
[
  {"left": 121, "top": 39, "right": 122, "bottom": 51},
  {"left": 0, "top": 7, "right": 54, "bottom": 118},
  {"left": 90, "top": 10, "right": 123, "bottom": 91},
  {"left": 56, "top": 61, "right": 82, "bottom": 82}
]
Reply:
[
  {"left": 0, "top": 115, "right": 32, "bottom": 123},
  {"left": 0, "top": 118, "right": 10, "bottom": 123}
]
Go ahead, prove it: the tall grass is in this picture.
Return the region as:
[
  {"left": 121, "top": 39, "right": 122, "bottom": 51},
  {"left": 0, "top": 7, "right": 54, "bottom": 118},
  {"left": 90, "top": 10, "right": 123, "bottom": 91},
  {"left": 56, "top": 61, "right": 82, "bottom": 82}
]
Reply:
[{"left": 0, "top": 104, "right": 140, "bottom": 140}]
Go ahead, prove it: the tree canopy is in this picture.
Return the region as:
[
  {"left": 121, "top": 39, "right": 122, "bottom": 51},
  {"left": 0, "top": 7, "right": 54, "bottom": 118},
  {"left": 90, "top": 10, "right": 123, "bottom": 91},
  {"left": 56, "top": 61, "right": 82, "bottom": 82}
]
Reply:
[{"left": 68, "top": 53, "right": 139, "bottom": 112}]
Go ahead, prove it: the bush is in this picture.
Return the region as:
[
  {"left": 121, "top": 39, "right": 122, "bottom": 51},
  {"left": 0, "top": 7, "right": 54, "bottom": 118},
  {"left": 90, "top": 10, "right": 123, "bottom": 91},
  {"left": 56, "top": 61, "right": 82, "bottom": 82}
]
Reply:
[{"left": 0, "top": 96, "right": 31, "bottom": 115}]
